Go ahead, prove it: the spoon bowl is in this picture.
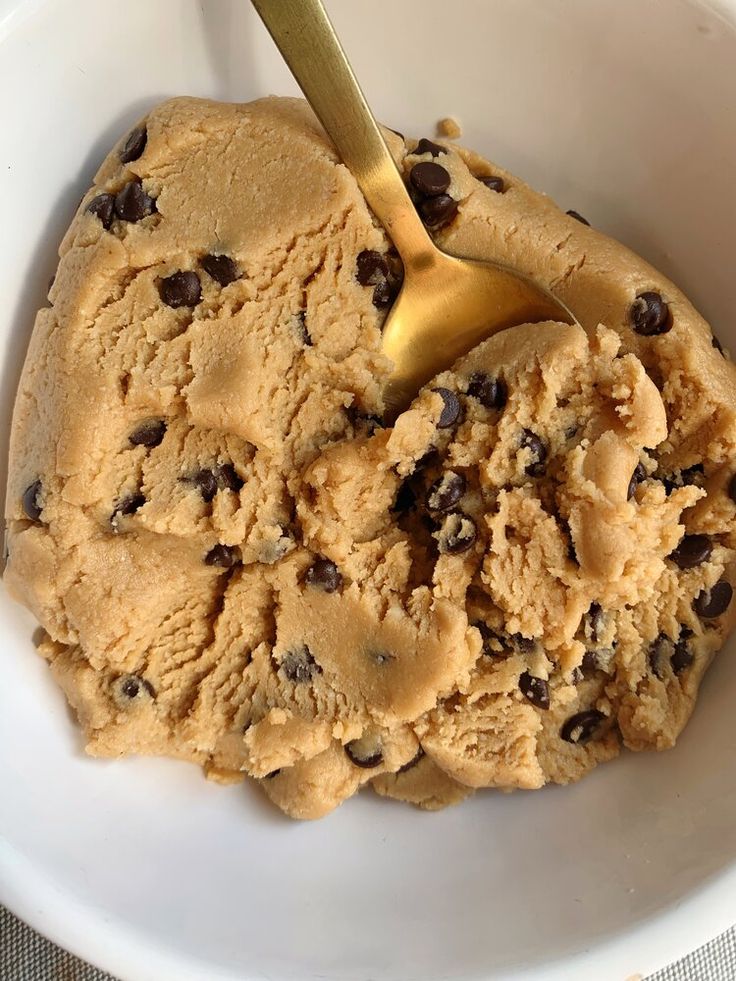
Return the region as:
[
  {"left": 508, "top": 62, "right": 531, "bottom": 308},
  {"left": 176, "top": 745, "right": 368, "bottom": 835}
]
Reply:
[{"left": 252, "top": 0, "right": 575, "bottom": 415}]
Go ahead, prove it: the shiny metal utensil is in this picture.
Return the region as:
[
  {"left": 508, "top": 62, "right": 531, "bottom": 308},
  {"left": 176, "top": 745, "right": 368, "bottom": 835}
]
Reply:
[{"left": 251, "top": 0, "right": 575, "bottom": 417}]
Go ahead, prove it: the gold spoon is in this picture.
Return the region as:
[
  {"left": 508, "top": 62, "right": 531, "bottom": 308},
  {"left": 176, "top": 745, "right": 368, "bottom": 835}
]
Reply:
[{"left": 251, "top": 0, "right": 575, "bottom": 417}]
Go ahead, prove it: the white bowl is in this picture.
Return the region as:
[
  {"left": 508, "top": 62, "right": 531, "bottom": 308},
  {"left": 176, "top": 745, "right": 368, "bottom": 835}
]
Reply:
[{"left": 2, "top": 1, "right": 736, "bottom": 979}]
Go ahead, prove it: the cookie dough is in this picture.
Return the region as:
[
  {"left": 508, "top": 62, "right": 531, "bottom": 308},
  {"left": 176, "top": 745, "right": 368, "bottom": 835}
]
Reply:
[{"left": 6, "top": 96, "right": 736, "bottom": 820}]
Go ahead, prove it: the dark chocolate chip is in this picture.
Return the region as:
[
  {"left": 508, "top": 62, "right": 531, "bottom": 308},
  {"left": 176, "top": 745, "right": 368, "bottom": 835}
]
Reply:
[
  {"left": 118, "top": 674, "right": 155, "bottom": 700},
  {"left": 474, "top": 623, "right": 507, "bottom": 658},
  {"left": 512, "top": 633, "right": 536, "bottom": 654},
  {"left": 467, "top": 372, "right": 507, "bottom": 410},
  {"left": 414, "top": 138, "right": 447, "bottom": 156},
  {"left": 22, "top": 480, "right": 43, "bottom": 521},
  {"left": 295, "top": 309, "right": 311, "bottom": 346},
  {"left": 304, "top": 556, "right": 342, "bottom": 593},
  {"left": 628, "top": 462, "right": 646, "bottom": 500},
  {"left": 356, "top": 249, "right": 389, "bottom": 286},
  {"left": 478, "top": 175, "right": 505, "bottom": 193},
  {"left": 344, "top": 738, "right": 383, "bottom": 769},
  {"left": 694, "top": 579, "right": 733, "bottom": 618},
  {"left": 410, "top": 161, "right": 451, "bottom": 197},
  {"left": 566, "top": 209, "right": 590, "bottom": 226},
  {"left": 113, "top": 493, "right": 145, "bottom": 518},
  {"left": 520, "top": 429, "right": 547, "bottom": 476},
  {"left": 204, "top": 543, "right": 241, "bottom": 568},
  {"left": 190, "top": 469, "right": 218, "bottom": 503},
  {"left": 372, "top": 279, "right": 396, "bottom": 309},
  {"left": 648, "top": 633, "right": 670, "bottom": 680},
  {"left": 671, "top": 636, "right": 694, "bottom": 675},
  {"left": 581, "top": 650, "right": 602, "bottom": 677},
  {"left": 669, "top": 534, "right": 712, "bottom": 569},
  {"left": 280, "top": 645, "right": 321, "bottom": 683},
  {"left": 519, "top": 672, "right": 550, "bottom": 710},
  {"left": 119, "top": 125, "right": 147, "bottom": 163},
  {"left": 433, "top": 387, "right": 461, "bottom": 428},
  {"left": 86, "top": 193, "right": 115, "bottom": 230},
  {"left": 587, "top": 602, "right": 604, "bottom": 644},
  {"left": 114, "top": 181, "right": 156, "bottom": 222},
  {"left": 215, "top": 463, "right": 244, "bottom": 492},
  {"left": 728, "top": 471, "right": 736, "bottom": 505},
  {"left": 427, "top": 471, "right": 466, "bottom": 512},
  {"left": 159, "top": 271, "right": 201, "bottom": 308},
  {"left": 629, "top": 291, "right": 672, "bottom": 336},
  {"left": 438, "top": 511, "right": 477, "bottom": 554},
  {"left": 200, "top": 253, "right": 241, "bottom": 286},
  {"left": 418, "top": 194, "right": 458, "bottom": 228},
  {"left": 560, "top": 709, "right": 605, "bottom": 744},
  {"left": 392, "top": 479, "right": 417, "bottom": 513},
  {"left": 129, "top": 420, "right": 166, "bottom": 448},
  {"left": 398, "top": 746, "right": 425, "bottom": 773}
]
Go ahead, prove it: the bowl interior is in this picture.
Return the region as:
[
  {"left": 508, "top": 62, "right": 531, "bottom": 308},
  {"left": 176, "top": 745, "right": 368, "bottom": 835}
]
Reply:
[{"left": 2, "top": 1, "right": 736, "bottom": 980}]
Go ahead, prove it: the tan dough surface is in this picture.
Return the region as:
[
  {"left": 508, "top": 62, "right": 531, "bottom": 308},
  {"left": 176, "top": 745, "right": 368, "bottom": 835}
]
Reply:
[{"left": 6, "top": 96, "right": 736, "bottom": 819}]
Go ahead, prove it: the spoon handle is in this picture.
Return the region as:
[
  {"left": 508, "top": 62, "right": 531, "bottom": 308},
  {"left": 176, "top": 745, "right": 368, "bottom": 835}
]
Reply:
[{"left": 251, "top": 0, "right": 433, "bottom": 261}]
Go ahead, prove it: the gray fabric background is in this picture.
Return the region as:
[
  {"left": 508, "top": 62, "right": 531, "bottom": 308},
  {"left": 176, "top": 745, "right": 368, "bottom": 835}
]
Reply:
[{"left": 2, "top": 904, "right": 735, "bottom": 981}]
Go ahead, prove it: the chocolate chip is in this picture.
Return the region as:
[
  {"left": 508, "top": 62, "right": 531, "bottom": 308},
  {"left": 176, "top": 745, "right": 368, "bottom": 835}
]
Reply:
[
  {"left": 215, "top": 463, "right": 244, "bottom": 492},
  {"left": 475, "top": 623, "right": 507, "bottom": 658},
  {"left": 117, "top": 674, "right": 155, "bottom": 700},
  {"left": 86, "top": 193, "right": 115, "bottom": 230},
  {"left": 304, "top": 557, "right": 342, "bottom": 593},
  {"left": 414, "top": 138, "right": 447, "bottom": 156},
  {"left": 129, "top": 420, "right": 166, "bottom": 448},
  {"left": 587, "top": 602, "right": 604, "bottom": 644},
  {"left": 669, "top": 534, "right": 712, "bottom": 569},
  {"left": 566, "top": 209, "right": 590, "bottom": 226},
  {"left": 628, "top": 462, "right": 646, "bottom": 500},
  {"left": 512, "top": 634, "right": 536, "bottom": 654},
  {"left": 372, "top": 279, "right": 397, "bottom": 309},
  {"left": 159, "top": 271, "right": 201, "bottom": 308},
  {"left": 467, "top": 372, "right": 507, "bottom": 410},
  {"left": 629, "top": 291, "right": 672, "bottom": 336},
  {"left": 478, "top": 175, "right": 505, "bottom": 193},
  {"left": 520, "top": 430, "right": 547, "bottom": 476},
  {"left": 344, "top": 737, "right": 383, "bottom": 769},
  {"left": 111, "top": 673, "right": 155, "bottom": 711},
  {"left": 119, "top": 125, "right": 147, "bottom": 163},
  {"left": 418, "top": 194, "right": 458, "bottom": 228},
  {"left": 114, "top": 181, "right": 156, "bottom": 222},
  {"left": 279, "top": 645, "right": 321, "bottom": 683},
  {"left": 728, "top": 472, "right": 736, "bottom": 505},
  {"left": 427, "top": 471, "right": 466, "bottom": 512},
  {"left": 398, "top": 746, "right": 425, "bottom": 773},
  {"left": 438, "top": 511, "right": 477, "bottom": 554},
  {"left": 410, "top": 161, "right": 451, "bottom": 197},
  {"left": 189, "top": 469, "right": 218, "bottom": 503},
  {"left": 433, "top": 387, "right": 461, "bottom": 428},
  {"left": 200, "top": 253, "right": 241, "bottom": 286},
  {"left": 694, "top": 579, "right": 733, "bottom": 618},
  {"left": 648, "top": 633, "right": 671, "bottom": 679},
  {"left": 519, "top": 672, "right": 550, "bottom": 710},
  {"left": 392, "top": 479, "right": 417, "bottom": 513},
  {"left": 204, "top": 543, "right": 241, "bottom": 568},
  {"left": 113, "top": 493, "right": 145, "bottom": 518},
  {"left": 560, "top": 709, "right": 605, "bottom": 744},
  {"left": 661, "top": 463, "right": 704, "bottom": 495},
  {"left": 22, "top": 480, "right": 43, "bottom": 521},
  {"left": 356, "top": 249, "right": 389, "bottom": 286},
  {"left": 671, "top": 636, "right": 694, "bottom": 675}
]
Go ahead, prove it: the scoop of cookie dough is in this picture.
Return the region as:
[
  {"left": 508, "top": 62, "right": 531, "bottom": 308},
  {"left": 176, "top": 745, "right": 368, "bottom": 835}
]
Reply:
[{"left": 6, "top": 96, "right": 736, "bottom": 820}]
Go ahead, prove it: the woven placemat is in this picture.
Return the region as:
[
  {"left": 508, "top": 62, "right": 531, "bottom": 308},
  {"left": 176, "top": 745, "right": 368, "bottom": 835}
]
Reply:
[{"left": 2, "top": 905, "right": 734, "bottom": 981}]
